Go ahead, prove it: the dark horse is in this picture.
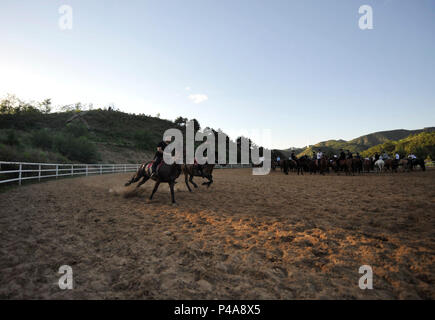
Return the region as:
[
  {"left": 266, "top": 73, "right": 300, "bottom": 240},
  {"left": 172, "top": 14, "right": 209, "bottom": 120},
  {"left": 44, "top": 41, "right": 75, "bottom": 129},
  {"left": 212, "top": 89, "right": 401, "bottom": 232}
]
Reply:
[
  {"left": 124, "top": 161, "right": 182, "bottom": 204},
  {"left": 409, "top": 158, "right": 426, "bottom": 171},
  {"left": 181, "top": 164, "right": 215, "bottom": 192},
  {"left": 296, "top": 156, "right": 310, "bottom": 175}
]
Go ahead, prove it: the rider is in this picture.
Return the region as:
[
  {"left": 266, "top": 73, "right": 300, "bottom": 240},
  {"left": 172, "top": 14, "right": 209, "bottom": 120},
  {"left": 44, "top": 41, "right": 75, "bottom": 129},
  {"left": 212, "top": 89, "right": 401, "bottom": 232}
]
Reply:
[
  {"left": 316, "top": 149, "right": 323, "bottom": 165},
  {"left": 151, "top": 137, "right": 171, "bottom": 178},
  {"left": 394, "top": 152, "right": 400, "bottom": 165},
  {"left": 355, "top": 152, "right": 361, "bottom": 160},
  {"left": 374, "top": 152, "right": 380, "bottom": 162},
  {"left": 291, "top": 151, "right": 297, "bottom": 161},
  {"left": 339, "top": 149, "right": 346, "bottom": 160},
  {"left": 346, "top": 150, "right": 353, "bottom": 159}
]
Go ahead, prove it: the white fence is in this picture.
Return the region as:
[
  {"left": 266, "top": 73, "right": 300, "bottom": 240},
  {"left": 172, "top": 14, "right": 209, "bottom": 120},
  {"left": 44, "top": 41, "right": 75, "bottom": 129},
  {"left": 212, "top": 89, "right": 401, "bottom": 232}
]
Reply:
[
  {"left": 0, "top": 161, "right": 140, "bottom": 186},
  {"left": 0, "top": 161, "right": 253, "bottom": 186}
]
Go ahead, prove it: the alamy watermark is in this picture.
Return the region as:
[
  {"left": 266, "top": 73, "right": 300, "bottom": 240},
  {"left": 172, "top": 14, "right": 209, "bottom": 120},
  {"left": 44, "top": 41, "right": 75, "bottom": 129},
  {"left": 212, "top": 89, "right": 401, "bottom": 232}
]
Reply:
[
  {"left": 58, "top": 265, "right": 73, "bottom": 290},
  {"left": 359, "top": 5, "right": 373, "bottom": 30},
  {"left": 162, "top": 121, "right": 271, "bottom": 175},
  {"left": 359, "top": 265, "right": 373, "bottom": 289},
  {"left": 59, "top": 5, "right": 73, "bottom": 31}
]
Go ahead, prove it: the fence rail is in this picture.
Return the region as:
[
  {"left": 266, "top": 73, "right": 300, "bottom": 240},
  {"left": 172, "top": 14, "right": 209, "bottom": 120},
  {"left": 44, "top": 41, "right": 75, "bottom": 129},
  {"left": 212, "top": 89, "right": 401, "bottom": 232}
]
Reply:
[
  {"left": 0, "top": 161, "right": 140, "bottom": 186},
  {"left": 0, "top": 161, "right": 253, "bottom": 186}
]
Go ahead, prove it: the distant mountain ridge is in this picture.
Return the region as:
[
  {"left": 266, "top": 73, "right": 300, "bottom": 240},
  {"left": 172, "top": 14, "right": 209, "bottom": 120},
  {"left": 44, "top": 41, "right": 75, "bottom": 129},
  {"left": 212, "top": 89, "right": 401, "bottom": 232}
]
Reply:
[{"left": 278, "top": 127, "right": 435, "bottom": 157}]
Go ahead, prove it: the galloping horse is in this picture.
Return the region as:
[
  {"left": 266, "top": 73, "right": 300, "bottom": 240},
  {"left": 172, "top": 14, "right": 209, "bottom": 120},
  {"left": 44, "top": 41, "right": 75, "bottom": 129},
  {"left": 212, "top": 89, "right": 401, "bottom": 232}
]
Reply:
[
  {"left": 125, "top": 161, "right": 182, "bottom": 204},
  {"left": 181, "top": 163, "right": 215, "bottom": 192}
]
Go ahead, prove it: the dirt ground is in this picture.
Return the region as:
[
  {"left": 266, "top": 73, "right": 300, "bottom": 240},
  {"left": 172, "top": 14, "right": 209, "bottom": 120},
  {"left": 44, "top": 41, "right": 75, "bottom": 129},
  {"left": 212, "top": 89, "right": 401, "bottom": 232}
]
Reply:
[{"left": 0, "top": 168, "right": 434, "bottom": 299}]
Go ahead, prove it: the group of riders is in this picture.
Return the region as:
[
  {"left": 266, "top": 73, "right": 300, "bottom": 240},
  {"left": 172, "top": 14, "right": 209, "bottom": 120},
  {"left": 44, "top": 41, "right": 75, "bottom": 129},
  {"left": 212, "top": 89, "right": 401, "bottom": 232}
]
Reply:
[
  {"left": 274, "top": 149, "right": 425, "bottom": 175},
  {"left": 151, "top": 138, "right": 424, "bottom": 177}
]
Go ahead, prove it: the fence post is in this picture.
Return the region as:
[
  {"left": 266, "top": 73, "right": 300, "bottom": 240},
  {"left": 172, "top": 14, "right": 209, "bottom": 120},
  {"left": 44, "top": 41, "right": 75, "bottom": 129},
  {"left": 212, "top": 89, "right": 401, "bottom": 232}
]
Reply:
[
  {"left": 18, "top": 163, "right": 22, "bottom": 186},
  {"left": 71, "top": 164, "right": 73, "bottom": 176},
  {"left": 38, "top": 164, "right": 41, "bottom": 182},
  {"left": 113, "top": 164, "right": 115, "bottom": 173},
  {"left": 100, "top": 165, "right": 102, "bottom": 175},
  {"left": 86, "top": 165, "right": 88, "bottom": 176},
  {"left": 124, "top": 164, "right": 126, "bottom": 172},
  {"left": 56, "top": 165, "right": 58, "bottom": 179}
]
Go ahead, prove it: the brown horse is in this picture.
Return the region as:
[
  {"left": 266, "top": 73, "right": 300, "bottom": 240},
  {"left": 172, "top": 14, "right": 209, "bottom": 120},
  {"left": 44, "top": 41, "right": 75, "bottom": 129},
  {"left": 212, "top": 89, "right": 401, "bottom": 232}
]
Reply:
[
  {"left": 125, "top": 161, "right": 182, "bottom": 204},
  {"left": 384, "top": 159, "right": 398, "bottom": 173},
  {"left": 345, "top": 158, "right": 354, "bottom": 175},
  {"left": 317, "top": 157, "right": 328, "bottom": 175},
  {"left": 363, "top": 158, "right": 373, "bottom": 173},
  {"left": 352, "top": 158, "right": 363, "bottom": 174},
  {"left": 181, "top": 164, "right": 215, "bottom": 192}
]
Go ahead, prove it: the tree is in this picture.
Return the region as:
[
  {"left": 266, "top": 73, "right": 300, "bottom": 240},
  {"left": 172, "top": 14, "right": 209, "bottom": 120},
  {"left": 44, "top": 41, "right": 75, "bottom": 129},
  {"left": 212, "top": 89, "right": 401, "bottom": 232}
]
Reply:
[
  {"left": 191, "top": 118, "right": 200, "bottom": 132},
  {"left": 39, "top": 99, "right": 52, "bottom": 114},
  {"left": 174, "top": 116, "right": 188, "bottom": 127}
]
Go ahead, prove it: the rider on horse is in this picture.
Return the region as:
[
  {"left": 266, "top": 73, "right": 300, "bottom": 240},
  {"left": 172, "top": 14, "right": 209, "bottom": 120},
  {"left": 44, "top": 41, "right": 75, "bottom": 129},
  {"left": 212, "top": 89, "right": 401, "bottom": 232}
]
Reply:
[
  {"left": 151, "top": 137, "right": 171, "bottom": 178},
  {"left": 316, "top": 149, "right": 323, "bottom": 166}
]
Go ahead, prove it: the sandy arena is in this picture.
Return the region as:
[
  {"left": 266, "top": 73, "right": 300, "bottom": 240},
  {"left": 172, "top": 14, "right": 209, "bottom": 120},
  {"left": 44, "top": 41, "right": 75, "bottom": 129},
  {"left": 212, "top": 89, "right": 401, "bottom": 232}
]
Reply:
[{"left": 0, "top": 168, "right": 434, "bottom": 299}]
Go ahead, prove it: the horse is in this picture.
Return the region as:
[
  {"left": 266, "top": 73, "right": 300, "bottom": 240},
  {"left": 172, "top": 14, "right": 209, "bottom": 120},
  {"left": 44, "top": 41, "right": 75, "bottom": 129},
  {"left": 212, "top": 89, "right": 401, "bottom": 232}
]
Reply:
[
  {"left": 296, "top": 156, "right": 310, "bottom": 175},
  {"left": 279, "top": 159, "right": 289, "bottom": 175},
  {"left": 374, "top": 159, "right": 384, "bottom": 173},
  {"left": 362, "top": 158, "right": 373, "bottom": 173},
  {"left": 308, "top": 159, "right": 317, "bottom": 174},
  {"left": 344, "top": 158, "right": 354, "bottom": 175},
  {"left": 399, "top": 159, "right": 410, "bottom": 172},
  {"left": 124, "top": 161, "right": 182, "bottom": 204},
  {"left": 317, "top": 157, "right": 328, "bottom": 175},
  {"left": 336, "top": 159, "right": 347, "bottom": 174},
  {"left": 352, "top": 158, "right": 363, "bottom": 174},
  {"left": 384, "top": 159, "right": 398, "bottom": 173},
  {"left": 181, "top": 163, "right": 215, "bottom": 192},
  {"left": 409, "top": 158, "right": 426, "bottom": 171}
]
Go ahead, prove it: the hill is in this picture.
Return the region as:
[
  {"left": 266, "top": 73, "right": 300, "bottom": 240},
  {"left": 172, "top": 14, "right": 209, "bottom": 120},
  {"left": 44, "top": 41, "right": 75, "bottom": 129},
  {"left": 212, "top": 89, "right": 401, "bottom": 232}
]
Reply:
[
  {"left": 287, "top": 127, "right": 435, "bottom": 158},
  {"left": 0, "top": 96, "right": 259, "bottom": 164},
  {"left": 360, "top": 132, "right": 435, "bottom": 159},
  {"left": 0, "top": 100, "right": 181, "bottom": 163}
]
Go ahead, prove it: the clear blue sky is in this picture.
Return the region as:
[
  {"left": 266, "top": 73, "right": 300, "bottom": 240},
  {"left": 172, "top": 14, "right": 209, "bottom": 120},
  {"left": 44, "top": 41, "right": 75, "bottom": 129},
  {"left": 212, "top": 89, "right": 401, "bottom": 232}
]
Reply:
[{"left": 0, "top": 0, "right": 434, "bottom": 149}]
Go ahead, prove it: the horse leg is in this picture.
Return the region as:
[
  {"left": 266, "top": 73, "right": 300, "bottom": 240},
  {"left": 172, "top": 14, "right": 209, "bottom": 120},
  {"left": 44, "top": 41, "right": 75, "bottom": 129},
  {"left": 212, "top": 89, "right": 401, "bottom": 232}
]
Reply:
[
  {"left": 202, "top": 174, "right": 213, "bottom": 187},
  {"left": 169, "top": 181, "right": 176, "bottom": 204},
  {"left": 149, "top": 181, "right": 161, "bottom": 200},
  {"left": 125, "top": 169, "right": 142, "bottom": 186},
  {"left": 185, "top": 173, "right": 192, "bottom": 192},
  {"left": 136, "top": 175, "right": 149, "bottom": 188},
  {"left": 189, "top": 175, "right": 199, "bottom": 188}
]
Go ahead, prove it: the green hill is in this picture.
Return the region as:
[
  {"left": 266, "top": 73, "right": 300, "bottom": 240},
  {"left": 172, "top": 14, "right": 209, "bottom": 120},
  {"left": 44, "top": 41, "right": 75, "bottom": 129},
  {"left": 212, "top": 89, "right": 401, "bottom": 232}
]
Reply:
[
  {"left": 291, "top": 127, "right": 435, "bottom": 158},
  {"left": 360, "top": 132, "right": 435, "bottom": 159},
  {"left": 0, "top": 104, "right": 179, "bottom": 164}
]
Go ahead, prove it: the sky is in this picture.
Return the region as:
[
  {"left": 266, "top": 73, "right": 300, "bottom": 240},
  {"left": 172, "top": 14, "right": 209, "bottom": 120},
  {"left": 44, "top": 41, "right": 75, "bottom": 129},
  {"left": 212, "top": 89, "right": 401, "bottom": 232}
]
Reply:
[{"left": 0, "top": 0, "right": 434, "bottom": 149}]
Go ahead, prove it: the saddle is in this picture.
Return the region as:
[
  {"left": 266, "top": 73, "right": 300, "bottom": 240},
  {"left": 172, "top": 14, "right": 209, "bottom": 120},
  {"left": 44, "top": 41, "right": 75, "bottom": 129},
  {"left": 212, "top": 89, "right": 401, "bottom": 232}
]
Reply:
[{"left": 145, "top": 160, "right": 164, "bottom": 176}]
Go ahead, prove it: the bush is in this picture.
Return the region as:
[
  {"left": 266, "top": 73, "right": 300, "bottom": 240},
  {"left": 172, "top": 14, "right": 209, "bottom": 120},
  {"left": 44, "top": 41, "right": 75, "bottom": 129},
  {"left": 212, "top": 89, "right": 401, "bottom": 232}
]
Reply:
[
  {"left": 133, "top": 130, "right": 154, "bottom": 151},
  {"left": 31, "top": 129, "right": 53, "bottom": 150},
  {"left": 65, "top": 122, "right": 89, "bottom": 138},
  {"left": 54, "top": 133, "right": 98, "bottom": 163},
  {"left": 0, "top": 129, "right": 20, "bottom": 146}
]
